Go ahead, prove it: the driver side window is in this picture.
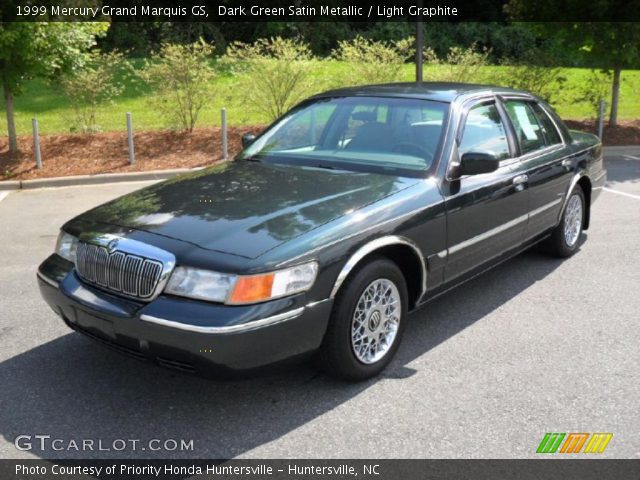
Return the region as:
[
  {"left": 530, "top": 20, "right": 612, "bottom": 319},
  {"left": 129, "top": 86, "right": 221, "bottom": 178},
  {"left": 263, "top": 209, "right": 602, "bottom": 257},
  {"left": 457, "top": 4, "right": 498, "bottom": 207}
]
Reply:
[{"left": 459, "top": 102, "right": 510, "bottom": 161}]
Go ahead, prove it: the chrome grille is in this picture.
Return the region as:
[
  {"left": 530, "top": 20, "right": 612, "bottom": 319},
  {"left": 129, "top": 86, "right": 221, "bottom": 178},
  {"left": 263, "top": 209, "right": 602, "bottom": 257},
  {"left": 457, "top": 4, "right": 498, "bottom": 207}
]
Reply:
[{"left": 75, "top": 242, "right": 164, "bottom": 300}]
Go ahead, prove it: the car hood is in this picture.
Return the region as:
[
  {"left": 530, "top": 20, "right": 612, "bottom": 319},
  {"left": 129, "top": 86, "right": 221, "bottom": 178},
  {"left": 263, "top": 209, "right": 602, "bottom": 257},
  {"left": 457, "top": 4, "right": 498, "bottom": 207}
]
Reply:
[{"left": 76, "top": 161, "right": 419, "bottom": 259}]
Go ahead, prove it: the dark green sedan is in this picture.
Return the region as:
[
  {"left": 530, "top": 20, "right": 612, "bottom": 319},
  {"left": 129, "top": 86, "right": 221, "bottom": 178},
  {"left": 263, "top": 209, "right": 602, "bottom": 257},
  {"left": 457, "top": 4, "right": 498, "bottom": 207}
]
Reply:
[{"left": 37, "top": 83, "right": 606, "bottom": 381}]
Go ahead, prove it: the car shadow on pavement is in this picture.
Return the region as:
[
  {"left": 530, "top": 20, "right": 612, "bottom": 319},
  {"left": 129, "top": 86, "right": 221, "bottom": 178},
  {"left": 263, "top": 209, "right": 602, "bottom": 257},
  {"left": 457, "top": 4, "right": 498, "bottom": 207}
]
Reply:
[
  {"left": 605, "top": 154, "right": 640, "bottom": 184},
  {"left": 0, "top": 248, "right": 567, "bottom": 460}
]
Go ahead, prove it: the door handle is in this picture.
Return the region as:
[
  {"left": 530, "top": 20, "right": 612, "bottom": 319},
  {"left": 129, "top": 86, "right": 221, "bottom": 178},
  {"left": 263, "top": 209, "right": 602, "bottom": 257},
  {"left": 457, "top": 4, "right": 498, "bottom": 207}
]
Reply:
[{"left": 512, "top": 174, "right": 528, "bottom": 185}]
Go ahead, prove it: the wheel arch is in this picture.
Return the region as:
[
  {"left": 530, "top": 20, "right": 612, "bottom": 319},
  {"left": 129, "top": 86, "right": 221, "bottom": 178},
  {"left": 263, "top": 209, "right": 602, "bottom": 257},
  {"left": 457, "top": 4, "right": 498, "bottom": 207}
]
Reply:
[
  {"left": 329, "top": 236, "right": 427, "bottom": 309},
  {"left": 559, "top": 172, "right": 592, "bottom": 230},
  {"left": 577, "top": 176, "right": 592, "bottom": 229}
]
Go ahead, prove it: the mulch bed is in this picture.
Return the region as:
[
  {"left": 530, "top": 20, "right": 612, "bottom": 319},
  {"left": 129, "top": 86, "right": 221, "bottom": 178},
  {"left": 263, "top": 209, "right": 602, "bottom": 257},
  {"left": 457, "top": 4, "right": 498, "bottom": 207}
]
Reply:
[
  {"left": 564, "top": 119, "right": 640, "bottom": 146},
  {"left": 1, "top": 121, "right": 638, "bottom": 182},
  {"left": 0, "top": 126, "right": 263, "bottom": 181}
]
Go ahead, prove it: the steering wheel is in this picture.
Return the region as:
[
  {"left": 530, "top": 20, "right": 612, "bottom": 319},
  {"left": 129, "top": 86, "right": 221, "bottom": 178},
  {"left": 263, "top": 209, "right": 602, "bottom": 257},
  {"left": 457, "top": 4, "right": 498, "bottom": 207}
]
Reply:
[{"left": 391, "top": 142, "right": 433, "bottom": 159}]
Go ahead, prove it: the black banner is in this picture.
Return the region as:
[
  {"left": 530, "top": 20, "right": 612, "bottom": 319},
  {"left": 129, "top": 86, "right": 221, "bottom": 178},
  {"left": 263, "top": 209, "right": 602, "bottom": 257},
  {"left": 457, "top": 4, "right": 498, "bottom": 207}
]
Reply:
[
  {"left": 2, "top": 460, "right": 640, "bottom": 480},
  {"left": 2, "top": 0, "right": 640, "bottom": 22}
]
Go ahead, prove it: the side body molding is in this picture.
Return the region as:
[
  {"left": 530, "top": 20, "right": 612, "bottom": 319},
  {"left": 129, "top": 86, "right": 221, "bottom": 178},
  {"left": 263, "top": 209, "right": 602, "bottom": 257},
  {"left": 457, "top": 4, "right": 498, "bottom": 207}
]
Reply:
[{"left": 329, "top": 235, "right": 427, "bottom": 300}]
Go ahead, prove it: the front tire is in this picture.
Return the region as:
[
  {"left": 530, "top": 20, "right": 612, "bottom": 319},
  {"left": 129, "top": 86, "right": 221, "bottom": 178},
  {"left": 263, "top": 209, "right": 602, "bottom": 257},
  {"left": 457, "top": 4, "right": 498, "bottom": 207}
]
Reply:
[
  {"left": 545, "top": 186, "right": 585, "bottom": 257},
  {"left": 317, "top": 257, "right": 408, "bottom": 381}
]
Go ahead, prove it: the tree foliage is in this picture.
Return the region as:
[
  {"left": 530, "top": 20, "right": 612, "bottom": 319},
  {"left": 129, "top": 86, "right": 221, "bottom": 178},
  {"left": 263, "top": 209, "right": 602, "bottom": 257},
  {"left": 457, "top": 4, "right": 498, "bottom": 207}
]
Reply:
[
  {"left": 140, "top": 40, "right": 216, "bottom": 132},
  {"left": 98, "top": 21, "right": 545, "bottom": 61},
  {"left": 572, "top": 22, "right": 640, "bottom": 125},
  {"left": 0, "top": 22, "right": 107, "bottom": 151},
  {"left": 0, "top": 22, "right": 107, "bottom": 94},
  {"left": 504, "top": 2, "right": 640, "bottom": 124},
  {"left": 223, "top": 37, "right": 315, "bottom": 121}
]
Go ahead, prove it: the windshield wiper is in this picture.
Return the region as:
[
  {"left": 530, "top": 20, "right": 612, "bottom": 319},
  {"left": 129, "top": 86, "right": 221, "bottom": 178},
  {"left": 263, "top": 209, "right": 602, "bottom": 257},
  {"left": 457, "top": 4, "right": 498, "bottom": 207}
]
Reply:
[{"left": 243, "top": 156, "right": 262, "bottom": 163}]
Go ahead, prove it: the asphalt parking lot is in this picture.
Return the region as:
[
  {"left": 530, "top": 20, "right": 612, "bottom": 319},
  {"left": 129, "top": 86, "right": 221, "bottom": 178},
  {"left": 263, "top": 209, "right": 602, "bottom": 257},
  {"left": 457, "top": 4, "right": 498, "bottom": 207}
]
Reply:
[{"left": 0, "top": 148, "right": 638, "bottom": 460}]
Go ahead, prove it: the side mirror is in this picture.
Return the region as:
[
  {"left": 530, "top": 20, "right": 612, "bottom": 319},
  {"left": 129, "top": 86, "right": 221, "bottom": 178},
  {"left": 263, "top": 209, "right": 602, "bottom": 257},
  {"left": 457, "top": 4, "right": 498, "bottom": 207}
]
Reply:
[
  {"left": 459, "top": 152, "right": 499, "bottom": 176},
  {"left": 242, "top": 133, "right": 256, "bottom": 149}
]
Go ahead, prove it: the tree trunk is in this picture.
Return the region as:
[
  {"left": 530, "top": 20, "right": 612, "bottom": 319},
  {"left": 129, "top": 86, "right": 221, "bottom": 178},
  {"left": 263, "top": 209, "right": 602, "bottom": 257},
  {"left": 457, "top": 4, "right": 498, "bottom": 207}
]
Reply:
[
  {"left": 609, "top": 67, "right": 621, "bottom": 127},
  {"left": 3, "top": 81, "right": 18, "bottom": 153},
  {"left": 415, "top": 20, "right": 424, "bottom": 83}
]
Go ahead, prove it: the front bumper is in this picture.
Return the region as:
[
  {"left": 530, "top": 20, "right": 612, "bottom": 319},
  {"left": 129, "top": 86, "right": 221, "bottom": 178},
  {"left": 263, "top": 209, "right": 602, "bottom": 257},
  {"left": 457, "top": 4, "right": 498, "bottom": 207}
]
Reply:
[{"left": 37, "top": 254, "right": 333, "bottom": 376}]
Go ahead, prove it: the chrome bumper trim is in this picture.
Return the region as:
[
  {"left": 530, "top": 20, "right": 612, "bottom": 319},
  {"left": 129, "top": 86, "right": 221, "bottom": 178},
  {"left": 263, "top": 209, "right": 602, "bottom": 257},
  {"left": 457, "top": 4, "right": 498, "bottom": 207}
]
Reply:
[
  {"left": 140, "top": 306, "right": 306, "bottom": 334},
  {"left": 37, "top": 271, "right": 59, "bottom": 288}
]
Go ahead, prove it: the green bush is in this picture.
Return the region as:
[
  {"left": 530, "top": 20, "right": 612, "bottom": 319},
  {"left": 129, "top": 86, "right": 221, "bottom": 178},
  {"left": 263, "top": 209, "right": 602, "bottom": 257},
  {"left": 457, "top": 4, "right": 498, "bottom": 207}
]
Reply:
[
  {"left": 140, "top": 40, "right": 216, "bottom": 132},
  {"left": 331, "top": 36, "right": 414, "bottom": 86},
  {"left": 570, "top": 70, "right": 612, "bottom": 119},
  {"left": 427, "top": 44, "right": 491, "bottom": 83},
  {"left": 223, "top": 37, "right": 316, "bottom": 121},
  {"left": 498, "top": 51, "right": 567, "bottom": 103},
  {"left": 60, "top": 51, "right": 132, "bottom": 133}
]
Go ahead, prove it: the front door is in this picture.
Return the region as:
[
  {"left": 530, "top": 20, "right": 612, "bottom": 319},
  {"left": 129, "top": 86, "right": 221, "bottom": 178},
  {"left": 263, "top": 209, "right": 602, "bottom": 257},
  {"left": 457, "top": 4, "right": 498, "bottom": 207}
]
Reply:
[{"left": 443, "top": 99, "right": 529, "bottom": 282}]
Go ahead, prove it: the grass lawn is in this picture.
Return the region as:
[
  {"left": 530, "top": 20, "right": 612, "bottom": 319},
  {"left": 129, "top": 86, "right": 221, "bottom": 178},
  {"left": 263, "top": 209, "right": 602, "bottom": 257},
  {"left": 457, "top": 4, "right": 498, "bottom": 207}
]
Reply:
[{"left": 1, "top": 61, "right": 639, "bottom": 137}]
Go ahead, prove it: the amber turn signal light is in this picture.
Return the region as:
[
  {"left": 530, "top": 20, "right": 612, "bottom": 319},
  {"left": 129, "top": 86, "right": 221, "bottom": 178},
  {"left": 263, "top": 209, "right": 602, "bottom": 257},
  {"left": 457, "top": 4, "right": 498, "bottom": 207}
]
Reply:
[{"left": 228, "top": 274, "right": 275, "bottom": 304}]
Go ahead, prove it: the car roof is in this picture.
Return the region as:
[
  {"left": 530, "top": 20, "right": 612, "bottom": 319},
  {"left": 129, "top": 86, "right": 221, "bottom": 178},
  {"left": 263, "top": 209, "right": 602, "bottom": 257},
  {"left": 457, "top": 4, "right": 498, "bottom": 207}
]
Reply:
[{"left": 312, "top": 82, "right": 530, "bottom": 103}]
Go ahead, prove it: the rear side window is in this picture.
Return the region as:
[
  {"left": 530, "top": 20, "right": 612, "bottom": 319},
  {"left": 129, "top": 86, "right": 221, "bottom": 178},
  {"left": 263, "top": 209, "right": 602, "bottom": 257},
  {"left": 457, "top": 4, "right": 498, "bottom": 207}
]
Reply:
[
  {"left": 530, "top": 103, "right": 562, "bottom": 146},
  {"left": 458, "top": 102, "right": 510, "bottom": 161},
  {"left": 504, "top": 100, "right": 546, "bottom": 155}
]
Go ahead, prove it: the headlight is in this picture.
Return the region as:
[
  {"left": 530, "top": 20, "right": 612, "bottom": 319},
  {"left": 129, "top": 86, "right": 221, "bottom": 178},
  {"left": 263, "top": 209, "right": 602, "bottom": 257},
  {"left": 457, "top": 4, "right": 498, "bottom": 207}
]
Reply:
[
  {"left": 55, "top": 231, "right": 78, "bottom": 263},
  {"left": 165, "top": 261, "right": 318, "bottom": 305},
  {"left": 165, "top": 267, "right": 236, "bottom": 303}
]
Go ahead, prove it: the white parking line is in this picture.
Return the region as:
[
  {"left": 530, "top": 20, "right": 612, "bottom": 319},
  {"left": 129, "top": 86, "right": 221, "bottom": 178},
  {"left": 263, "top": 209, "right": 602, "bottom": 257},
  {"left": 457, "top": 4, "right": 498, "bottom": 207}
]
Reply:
[
  {"left": 0, "top": 191, "right": 10, "bottom": 203},
  {"left": 623, "top": 155, "right": 640, "bottom": 161},
  {"left": 604, "top": 187, "right": 640, "bottom": 200}
]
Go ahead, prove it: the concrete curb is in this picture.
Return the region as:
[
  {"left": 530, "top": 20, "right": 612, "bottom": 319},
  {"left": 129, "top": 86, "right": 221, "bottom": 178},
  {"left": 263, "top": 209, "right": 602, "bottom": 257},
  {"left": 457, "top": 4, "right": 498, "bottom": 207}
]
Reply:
[
  {"left": 0, "top": 167, "right": 203, "bottom": 191},
  {"left": 603, "top": 146, "right": 639, "bottom": 153},
  {"left": 0, "top": 181, "right": 21, "bottom": 191}
]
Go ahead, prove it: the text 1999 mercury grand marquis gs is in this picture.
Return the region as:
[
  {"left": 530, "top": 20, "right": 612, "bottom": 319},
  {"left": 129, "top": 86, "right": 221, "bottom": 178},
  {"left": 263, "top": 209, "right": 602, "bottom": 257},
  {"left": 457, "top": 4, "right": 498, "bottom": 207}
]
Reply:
[{"left": 38, "top": 83, "right": 606, "bottom": 380}]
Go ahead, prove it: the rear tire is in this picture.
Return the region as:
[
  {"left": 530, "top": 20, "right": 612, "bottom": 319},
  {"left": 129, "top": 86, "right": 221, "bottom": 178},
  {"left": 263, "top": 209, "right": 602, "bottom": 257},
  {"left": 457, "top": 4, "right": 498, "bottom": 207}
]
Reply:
[
  {"left": 317, "top": 257, "right": 408, "bottom": 381},
  {"left": 545, "top": 186, "right": 585, "bottom": 257}
]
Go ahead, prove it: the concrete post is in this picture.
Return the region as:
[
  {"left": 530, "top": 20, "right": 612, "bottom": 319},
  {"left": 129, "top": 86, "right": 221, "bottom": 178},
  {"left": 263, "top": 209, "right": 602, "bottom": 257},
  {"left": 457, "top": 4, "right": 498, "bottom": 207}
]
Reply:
[
  {"left": 32, "top": 118, "right": 42, "bottom": 169},
  {"left": 126, "top": 112, "right": 135, "bottom": 165},
  {"left": 597, "top": 100, "right": 606, "bottom": 140},
  {"left": 221, "top": 108, "right": 228, "bottom": 160}
]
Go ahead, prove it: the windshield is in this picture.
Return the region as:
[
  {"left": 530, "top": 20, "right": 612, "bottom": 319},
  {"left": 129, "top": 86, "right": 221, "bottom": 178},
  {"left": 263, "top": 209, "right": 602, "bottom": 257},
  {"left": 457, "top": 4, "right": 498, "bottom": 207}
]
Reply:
[{"left": 239, "top": 96, "right": 449, "bottom": 177}]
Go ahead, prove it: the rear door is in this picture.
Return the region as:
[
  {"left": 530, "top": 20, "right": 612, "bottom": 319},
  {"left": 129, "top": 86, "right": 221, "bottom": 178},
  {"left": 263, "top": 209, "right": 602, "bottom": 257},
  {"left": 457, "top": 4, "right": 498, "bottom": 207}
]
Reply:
[
  {"left": 500, "top": 98, "right": 571, "bottom": 239},
  {"left": 442, "top": 98, "right": 529, "bottom": 281}
]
